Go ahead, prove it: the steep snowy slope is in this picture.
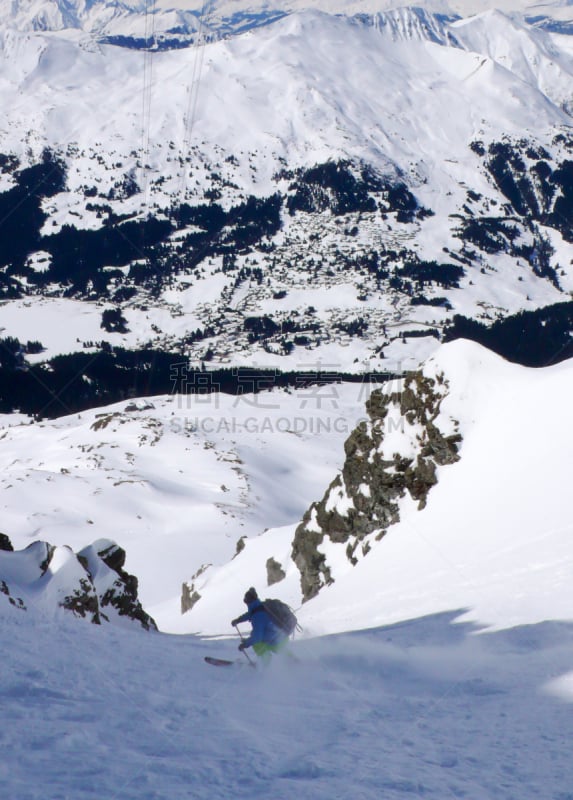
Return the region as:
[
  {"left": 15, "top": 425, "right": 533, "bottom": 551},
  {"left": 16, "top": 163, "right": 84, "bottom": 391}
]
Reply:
[
  {"left": 2, "top": 598, "right": 573, "bottom": 800},
  {"left": 1, "top": 342, "right": 573, "bottom": 800},
  {"left": 452, "top": 7, "right": 573, "bottom": 111},
  {"left": 181, "top": 339, "right": 573, "bottom": 636},
  {"left": 3, "top": 339, "right": 571, "bottom": 636}
]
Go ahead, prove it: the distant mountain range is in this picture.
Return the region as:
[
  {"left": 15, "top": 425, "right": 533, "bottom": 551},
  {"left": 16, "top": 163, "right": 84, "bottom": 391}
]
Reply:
[{"left": 0, "top": 2, "right": 572, "bottom": 415}]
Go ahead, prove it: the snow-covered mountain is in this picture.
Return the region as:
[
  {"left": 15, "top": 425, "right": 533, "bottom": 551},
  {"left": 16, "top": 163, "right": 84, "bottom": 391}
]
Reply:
[
  {"left": 0, "top": 4, "right": 573, "bottom": 414},
  {"left": 1, "top": 6, "right": 573, "bottom": 795},
  {"left": 178, "top": 339, "right": 573, "bottom": 637},
  {"left": 0, "top": 0, "right": 210, "bottom": 43},
  {"left": 3, "top": 0, "right": 572, "bottom": 37},
  {"left": 1, "top": 338, "right": 572, "bottom": 636}
]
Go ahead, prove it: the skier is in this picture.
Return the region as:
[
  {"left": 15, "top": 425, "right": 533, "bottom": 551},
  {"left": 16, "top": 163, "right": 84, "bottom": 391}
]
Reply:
[{"left": 231, "top": 587, "right": 288, "bottom": 662}]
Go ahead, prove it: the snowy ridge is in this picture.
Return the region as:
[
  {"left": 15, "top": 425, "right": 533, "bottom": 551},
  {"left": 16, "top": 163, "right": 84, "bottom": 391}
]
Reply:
[
  {"left": 2, "top": 0, "right": 573, "bottom": 36},
  {"left": 0, "top": 534, "right": 156, "bottom": 628},
  {"left": 0, "top": 0, "right": 209, "bottom": 42},
  {"left": 364, "top": 6, "right": 459, "bottom": 45},
  {"left": 452, "top": 8, "right": 573, "bottom": 112},
  {"left": 180, "top": 340, "right": 573, "bottom": 637}
]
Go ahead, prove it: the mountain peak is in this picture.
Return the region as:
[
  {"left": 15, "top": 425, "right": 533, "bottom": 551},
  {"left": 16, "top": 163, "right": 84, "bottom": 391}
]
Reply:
[{"left": 363, "top": 6, "right": 458, "bottom": 45}]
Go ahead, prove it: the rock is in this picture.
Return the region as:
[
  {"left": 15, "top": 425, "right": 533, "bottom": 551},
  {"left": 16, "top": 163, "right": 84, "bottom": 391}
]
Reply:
[
  {"left": 79, "top": 540, "right": 157, "bottom": 631},
  {"left": 291, "top": 370, "right": 462, "bottom": 601},
  {"left": 181, "top": 583, "right": 201, "bottom": 614},
  {"left": 125, "top": 400, "right": 155, "bottom": 413},
  {"left": 266, "top": 557, "right": 286, "bottom": 586},
  {"left": 180, "top": 563, "right": 211, "bottom": 615}
]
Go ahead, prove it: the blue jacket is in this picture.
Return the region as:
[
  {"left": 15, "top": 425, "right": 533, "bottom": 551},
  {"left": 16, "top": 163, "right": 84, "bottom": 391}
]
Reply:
[{"left": 236, "top": 599, "right": 284, "bottom": 647}]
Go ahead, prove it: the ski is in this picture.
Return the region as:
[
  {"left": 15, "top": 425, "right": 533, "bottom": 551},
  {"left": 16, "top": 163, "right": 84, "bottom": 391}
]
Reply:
[
  {"left": 204, "top": 656, "right": 255, "bottom": 668},
  {"left": 204, "top": 656, "right": 235, "bottom": 667}
]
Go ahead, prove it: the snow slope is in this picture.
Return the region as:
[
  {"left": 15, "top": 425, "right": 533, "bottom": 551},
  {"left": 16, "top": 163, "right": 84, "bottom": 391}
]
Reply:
[
  {"left": 181, "top": 340, "right": 573, "bottom": 637},
  {"left": 2, "top": 339, "right": 572, "bottom": 638},
  {"left": 2, "top": 593, "right": 573, "bottom": 799},
  {"left": 0, "top": 381, "right": 371, "bottom": 619},
  {"left": 2, "top": 341, "right": 573, "bottom": 798}
]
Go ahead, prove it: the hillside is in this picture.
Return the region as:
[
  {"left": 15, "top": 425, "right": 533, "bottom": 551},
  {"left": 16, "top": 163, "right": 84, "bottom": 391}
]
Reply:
[
  {"left": 2, "top": 4, "right": 573, "bottom": 797},
  {"left": 178, "top": 340, "right": 573, "bottom": 636},
  {"left": 2, "top": 598, "right": 573, "bottom": 800},
  {"left": 2, "top": 339, "right": 572, "bottom": 634},
  {"left": 0, "top": 5, "right": 572, "bottom": 414}
]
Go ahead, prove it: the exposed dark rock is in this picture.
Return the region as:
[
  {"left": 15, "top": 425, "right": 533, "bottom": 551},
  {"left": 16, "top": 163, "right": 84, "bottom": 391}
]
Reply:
[
  {"left": 38, "top": 542, "right": 56, "bottom": 574},
  {"left": 181, "top": 562, "right": 211, "bottom": 614},
  {"left": 234, "top": 536, "right": 247, "bottom": 558},
  {"left": 0, "top": 538, "right": 155, "bottom": 629},
  {"left": 0, "top": 580, "right": 26, "bottom": 610},
  {"left": 89, "top": 541, "right": 157, "bottom": 631},
  {"left": 61, "top": 577, "right": 101, "bottom": 624},
  {"left": 181, "top": 583, "right": 201, "bottom": 614},
  {"left": 0, "top": 533, "right": 13, "bottom": 552},
  {"left": 292, "top": 371, "right": 461, "bottom": 601},
  {"left": 266, "top": 557, "right": 286, "bottom": 586}
]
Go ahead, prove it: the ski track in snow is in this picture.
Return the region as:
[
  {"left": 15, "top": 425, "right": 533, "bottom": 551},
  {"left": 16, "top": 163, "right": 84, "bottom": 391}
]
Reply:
[{"left": 1, "top": 604, "right": 573, "bottom": 800}]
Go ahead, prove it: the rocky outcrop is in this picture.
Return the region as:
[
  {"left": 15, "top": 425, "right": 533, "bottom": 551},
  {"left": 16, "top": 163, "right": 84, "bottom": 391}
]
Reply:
[
  {"left": 266, "top": 557, "right": 286, "bottom": 586},
  {"left": 291, "top": 371, "right": 461, "bottom": 601},
  {"left": 181, "top": 563, "right": 211, "bottom": 615},
  {"left": 181, "top": 583, "right": 201, "bottom": 615},
  {"left": 79, "top": 540, "right": 157, "bottom": 631},
  {"left": 0, "top": 579, "right": 26, "bottom": 611},
  {"left": 0, "top": 534, "right": 156, "bottom": 630}
]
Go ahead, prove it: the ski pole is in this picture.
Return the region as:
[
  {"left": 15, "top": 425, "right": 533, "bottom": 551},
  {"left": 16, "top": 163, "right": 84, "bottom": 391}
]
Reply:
[{"left": 234, "top": 623, "right": 256, "bottom": 667}]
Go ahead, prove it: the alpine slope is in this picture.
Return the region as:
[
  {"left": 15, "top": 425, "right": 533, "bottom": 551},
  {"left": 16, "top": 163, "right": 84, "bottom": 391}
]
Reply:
[
  {"left": 1, "top": 338, "right": 573, "bottom": 799},
  {"left": 1, "top": 0, "right": 573, "bottom": 797}
]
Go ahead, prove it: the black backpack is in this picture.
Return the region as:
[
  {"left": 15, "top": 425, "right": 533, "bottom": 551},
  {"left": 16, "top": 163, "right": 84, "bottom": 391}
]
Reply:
[{"left": 263, "top": 598, "right": 299, "bottom": 636}]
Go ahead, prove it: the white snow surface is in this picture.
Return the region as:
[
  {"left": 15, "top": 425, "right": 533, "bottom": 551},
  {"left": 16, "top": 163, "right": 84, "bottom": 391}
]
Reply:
[
  {"left": 2, "top": 339, "right": 573, "bottom": 797},
  {"left": 183, "top": 340, "right": 573, "bottom": 637},
  {"left": 2, "top": 580, "right": 573, "bottom": 799}
]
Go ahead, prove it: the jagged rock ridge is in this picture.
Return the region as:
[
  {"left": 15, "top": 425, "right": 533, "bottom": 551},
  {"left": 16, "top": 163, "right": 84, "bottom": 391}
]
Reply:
[{"left": 292, "top": 370, "right": 462, "bottom": 600}]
